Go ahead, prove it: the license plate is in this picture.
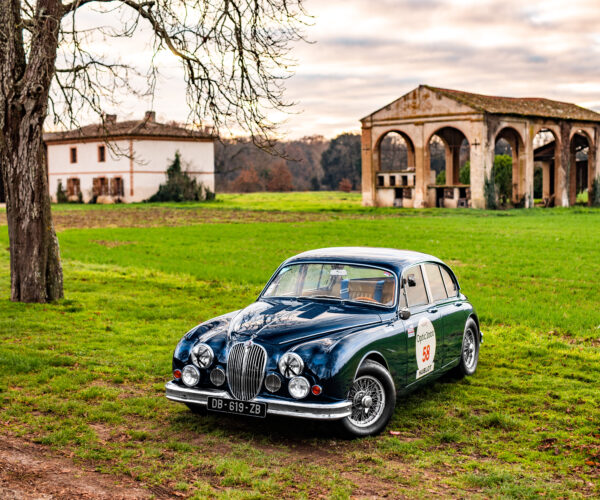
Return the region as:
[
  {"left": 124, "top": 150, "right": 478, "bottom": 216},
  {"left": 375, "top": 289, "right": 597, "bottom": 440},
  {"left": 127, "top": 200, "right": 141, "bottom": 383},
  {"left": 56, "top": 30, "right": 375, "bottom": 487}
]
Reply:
[{"left": 207, "top": 397, "right": 267, "bottom": 418}]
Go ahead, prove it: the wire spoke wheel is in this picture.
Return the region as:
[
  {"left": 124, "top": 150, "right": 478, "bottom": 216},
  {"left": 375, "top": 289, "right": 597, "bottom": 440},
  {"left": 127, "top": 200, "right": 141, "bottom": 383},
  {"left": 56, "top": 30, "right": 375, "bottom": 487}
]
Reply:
[
  {"left": 347, "top": 375, "right": 386, "bottom": 428},
  {"left": 463, "top": 328, "right": 476, "bottom": 370}
]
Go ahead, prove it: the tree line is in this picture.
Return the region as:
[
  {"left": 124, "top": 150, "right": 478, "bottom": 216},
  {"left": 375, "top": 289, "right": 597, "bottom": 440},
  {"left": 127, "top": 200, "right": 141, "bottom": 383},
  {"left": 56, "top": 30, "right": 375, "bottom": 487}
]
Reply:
[{"left": 216, "top": 133, "right": 362, "bottom": 192}]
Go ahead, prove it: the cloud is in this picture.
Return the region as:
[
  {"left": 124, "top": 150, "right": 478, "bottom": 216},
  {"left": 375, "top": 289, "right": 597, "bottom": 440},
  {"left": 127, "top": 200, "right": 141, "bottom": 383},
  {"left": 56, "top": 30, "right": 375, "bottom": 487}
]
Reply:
[{"left": 54, "top": 0, "right": 600, "bottom": 139}]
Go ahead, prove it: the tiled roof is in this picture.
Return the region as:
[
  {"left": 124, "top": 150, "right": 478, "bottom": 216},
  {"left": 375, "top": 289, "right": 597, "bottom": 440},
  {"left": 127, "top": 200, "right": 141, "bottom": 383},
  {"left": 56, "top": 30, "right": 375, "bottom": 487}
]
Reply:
[
  {"left": 44, "top": 113, "right": 215, "bottom": 142},
  {"left": 425, "top": 85, "right": 600, "bottom": 122}
]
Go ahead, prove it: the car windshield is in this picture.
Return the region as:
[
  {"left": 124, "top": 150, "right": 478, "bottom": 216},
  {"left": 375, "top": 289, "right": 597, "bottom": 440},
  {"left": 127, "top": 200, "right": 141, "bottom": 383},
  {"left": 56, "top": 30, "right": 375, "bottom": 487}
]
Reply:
[{"left": 262, "top": 263, "right": 397, "bottom": 307}]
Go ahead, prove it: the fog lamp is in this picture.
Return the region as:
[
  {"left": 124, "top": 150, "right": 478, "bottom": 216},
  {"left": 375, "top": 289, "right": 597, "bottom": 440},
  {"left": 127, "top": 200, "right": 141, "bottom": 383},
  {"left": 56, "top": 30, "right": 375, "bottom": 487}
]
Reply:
[
  {"left": 288, "top": 376, "right": 310, "bottom": 399},
  {"left": 182, "top": 365, "right": 200, "bottom": 387},
  {"left": 210, "top": 366, "right": 226, "bottom": 387},
  {"left": 265, "top": 373, "right": 282, "bottom": 393}
]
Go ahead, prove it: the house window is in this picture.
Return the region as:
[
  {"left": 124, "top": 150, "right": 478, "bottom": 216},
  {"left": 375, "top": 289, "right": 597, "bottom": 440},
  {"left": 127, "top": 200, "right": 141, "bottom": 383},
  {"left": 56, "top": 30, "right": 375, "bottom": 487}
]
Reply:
[
  {"left": 66, "top": 177, "right": 80, "bottom": 197},
  {"left": 93, "top": 177, "right": 109, "bottom": 197},
  {"left": 98, "top": 145, "right": 106, "bottom": 162},
  {"left": 110, "top": 177, "right": 124, "bottom": 197},
  {"left": 389, "top": 175, "right": 396, "bottom": 186},
  {"left": 70, "top": 147, "right": 77, "bottom": 163}
]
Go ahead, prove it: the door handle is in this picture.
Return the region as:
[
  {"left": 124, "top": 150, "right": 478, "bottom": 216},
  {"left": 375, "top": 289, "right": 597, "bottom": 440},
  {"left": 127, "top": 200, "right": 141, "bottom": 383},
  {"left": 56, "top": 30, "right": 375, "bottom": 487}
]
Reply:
[
  {"left": 428, "top": 308, "right": 438, "bottom": 314},
  {"left": 454, "top": 302, "right": 463, "bottom": 307}
]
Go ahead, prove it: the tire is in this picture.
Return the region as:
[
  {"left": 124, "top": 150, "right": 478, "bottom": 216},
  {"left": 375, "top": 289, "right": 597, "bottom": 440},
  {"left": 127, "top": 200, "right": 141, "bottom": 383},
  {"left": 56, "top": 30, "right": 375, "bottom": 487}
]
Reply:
[
  {"left": 185, "top": 403, "right": 208, "bottom": 415},
  {"left": 340, "top": 360, "right": 396, "bottom": 438},
  {"left": 453, "top": 318, "right": 480, "bottom": 378}
]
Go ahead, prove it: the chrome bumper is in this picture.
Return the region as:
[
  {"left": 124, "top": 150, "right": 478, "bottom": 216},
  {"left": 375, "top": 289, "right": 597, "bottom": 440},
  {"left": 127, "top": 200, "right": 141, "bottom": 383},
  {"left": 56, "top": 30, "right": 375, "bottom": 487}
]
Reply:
[{"left": 165, "top": 381, "right": 352, "bottom": 420}]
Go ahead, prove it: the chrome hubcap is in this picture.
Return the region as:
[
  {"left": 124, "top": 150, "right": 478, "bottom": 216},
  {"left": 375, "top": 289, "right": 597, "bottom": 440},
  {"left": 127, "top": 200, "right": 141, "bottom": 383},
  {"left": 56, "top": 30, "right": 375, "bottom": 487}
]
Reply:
[
  {"left": 463, "top": 329, "right": 477, "bottom": 369},
  {"left": 348, "top": 375, "right": 385, "bottom": 427}
]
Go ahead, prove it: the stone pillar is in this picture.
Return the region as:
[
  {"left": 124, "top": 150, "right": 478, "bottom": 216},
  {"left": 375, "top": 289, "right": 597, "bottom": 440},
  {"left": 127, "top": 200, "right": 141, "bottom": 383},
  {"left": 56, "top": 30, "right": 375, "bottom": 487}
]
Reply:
[
  {"left": 361, "top": 125, "right": 374, "bottom": 206},
  {"left": 569, "top": 143, "right": 578, "bottom": 205},
  {"left": 470, "top": 121, "right": 489, "bottom": 209},
  {"left": 413, "top": 123, "right": 427, "bottom": 208},
  {"left": 444, "top": 142, "right": 453, "bottom": 185},
  {"left": 523, "top": 128, "right": 534, "bottom": 208},
  {"left": 540, "top": 161, "right": 551, "bottom": 200},
  {"left": 556, "top": 122, "right": 571, "bottom": 207}
]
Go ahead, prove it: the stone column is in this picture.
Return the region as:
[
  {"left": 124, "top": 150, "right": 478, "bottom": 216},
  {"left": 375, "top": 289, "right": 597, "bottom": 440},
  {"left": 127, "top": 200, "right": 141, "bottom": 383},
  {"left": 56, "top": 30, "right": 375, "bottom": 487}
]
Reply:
[
  {"left": 540, "top": 161, "right": 551, "bottom": 200},
  {"left": 556, "top": 122, "right": 571, "bottom": 207},
  {"left": 413, "top": 123, "right": 427, "bottom": 208},
  {"left": 361, "top": 125, "right": 374, "bottom": 206},
  {"left": 523, "top": 128, "right": 534, "bottom": 208},
  {"left": 469, "top": 121, "right": 489, "bottom": 209}
]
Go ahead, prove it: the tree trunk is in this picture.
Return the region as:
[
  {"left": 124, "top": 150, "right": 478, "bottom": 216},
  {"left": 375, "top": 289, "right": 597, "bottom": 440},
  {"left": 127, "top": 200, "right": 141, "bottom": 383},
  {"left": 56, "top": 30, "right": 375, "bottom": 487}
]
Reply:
[{"left": 0, "top": 0, "right": 64, "bottom": 302}]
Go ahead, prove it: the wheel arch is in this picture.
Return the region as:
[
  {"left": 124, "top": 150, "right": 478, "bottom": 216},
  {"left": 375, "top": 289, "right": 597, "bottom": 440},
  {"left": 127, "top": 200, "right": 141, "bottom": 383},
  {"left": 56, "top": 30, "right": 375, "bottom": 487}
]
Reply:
[{"left": 354, "top": 350, "right": 389, "bottom": 379}]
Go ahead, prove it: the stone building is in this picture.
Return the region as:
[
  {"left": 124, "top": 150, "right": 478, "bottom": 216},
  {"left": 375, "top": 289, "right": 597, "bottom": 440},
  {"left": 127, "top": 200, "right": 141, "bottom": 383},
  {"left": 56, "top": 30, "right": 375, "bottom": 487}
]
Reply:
[
  {"left": 360, "top": 85, "right": 600, "bottom": 208},
  {"left": 44, "top": 112, "right": 216, "bottom": 203}
]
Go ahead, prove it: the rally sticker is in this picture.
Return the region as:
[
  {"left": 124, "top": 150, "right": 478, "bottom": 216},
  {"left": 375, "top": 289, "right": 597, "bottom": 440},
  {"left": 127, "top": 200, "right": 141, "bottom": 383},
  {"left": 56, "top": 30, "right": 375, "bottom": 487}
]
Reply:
[
  {"left": 330, "top": 269, "right": 347, "bottom": 276},
  {"left": 415, "top": 317, "right": 436, "bottom": 379},
  {"left": 407, "top": 324, "right": 415, "bottom": 338}
]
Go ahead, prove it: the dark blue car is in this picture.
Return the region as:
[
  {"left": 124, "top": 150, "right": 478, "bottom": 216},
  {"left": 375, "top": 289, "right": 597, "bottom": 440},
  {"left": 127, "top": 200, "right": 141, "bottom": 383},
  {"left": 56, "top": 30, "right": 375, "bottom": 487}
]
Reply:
[{"left": 166, "top": 247, "right": 481, "bottom": 437}]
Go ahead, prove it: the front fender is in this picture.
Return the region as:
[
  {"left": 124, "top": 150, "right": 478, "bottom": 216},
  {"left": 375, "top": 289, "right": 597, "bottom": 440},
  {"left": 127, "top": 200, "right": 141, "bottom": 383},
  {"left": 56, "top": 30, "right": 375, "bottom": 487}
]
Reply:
[{"left": 293, "top": 322, "right": 397, "bottom": 400}]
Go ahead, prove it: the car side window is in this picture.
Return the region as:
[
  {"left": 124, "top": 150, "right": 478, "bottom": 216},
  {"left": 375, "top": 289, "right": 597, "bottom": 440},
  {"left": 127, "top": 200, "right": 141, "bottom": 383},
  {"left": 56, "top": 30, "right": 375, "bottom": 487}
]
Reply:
[
  {"left": 424, "top": 263, "right": 447, "bottom": 302},
  {"left": 404, "top": 266, "right": 429, "bottom": 308},
  {"left": 439, "top": 266, "right": 458, "bottom": 297}
]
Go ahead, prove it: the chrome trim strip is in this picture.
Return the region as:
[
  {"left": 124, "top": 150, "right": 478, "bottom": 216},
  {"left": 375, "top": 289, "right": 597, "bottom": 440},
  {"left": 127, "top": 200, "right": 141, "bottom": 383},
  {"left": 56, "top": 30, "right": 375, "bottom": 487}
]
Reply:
[{"left": 165, "top": 381, "right": 352, "bottom": 420}]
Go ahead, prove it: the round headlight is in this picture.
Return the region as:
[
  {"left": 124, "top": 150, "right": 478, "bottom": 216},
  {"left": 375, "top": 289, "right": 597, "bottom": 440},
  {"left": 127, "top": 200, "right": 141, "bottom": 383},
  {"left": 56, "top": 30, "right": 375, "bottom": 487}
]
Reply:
[
  {"left": 278, "top": 352, "right": 304, "bottom": 378},
  {"left": 265, "top": 373, "right": 282, "bottom": 393},
  {"left": 210, "top": 366, "right": 226, "bottom": 387},
  {"left": 288, "top": 376, "right": 310, "bottom": 399},
  {"left": 182, "top": 365, "right": 200, "bottom": 387},
  {"left": 191, "top": 343, "right": 214, "bottom": 369}
]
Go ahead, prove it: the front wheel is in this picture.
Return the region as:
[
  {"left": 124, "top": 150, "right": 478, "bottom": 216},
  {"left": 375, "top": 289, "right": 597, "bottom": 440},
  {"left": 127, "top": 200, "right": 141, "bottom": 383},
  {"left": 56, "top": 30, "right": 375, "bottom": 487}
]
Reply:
[
  {"left": 340, "top": 360, "right": 396, "bottom": 438},
  {"left": 453, "top": 318, "right": 480, "bottom": 377}
]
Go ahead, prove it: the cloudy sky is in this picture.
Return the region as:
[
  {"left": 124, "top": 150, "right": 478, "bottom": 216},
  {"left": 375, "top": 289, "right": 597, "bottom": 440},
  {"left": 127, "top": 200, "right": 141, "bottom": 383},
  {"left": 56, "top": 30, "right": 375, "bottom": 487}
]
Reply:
[{"left": 63, "top": 0, "right": 600, "bottom": 139}]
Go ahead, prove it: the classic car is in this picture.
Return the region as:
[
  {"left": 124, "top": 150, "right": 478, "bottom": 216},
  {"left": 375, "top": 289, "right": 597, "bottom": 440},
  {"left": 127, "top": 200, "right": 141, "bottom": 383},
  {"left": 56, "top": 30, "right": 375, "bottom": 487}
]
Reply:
[{"left": 166, "top": 247, "right": 481, "bottom": 437}]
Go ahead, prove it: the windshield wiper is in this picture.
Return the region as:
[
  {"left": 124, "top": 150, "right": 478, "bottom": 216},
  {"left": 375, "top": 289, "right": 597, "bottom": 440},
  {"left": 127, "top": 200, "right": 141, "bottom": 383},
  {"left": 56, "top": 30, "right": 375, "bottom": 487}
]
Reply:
[{"left": 297, "top": 295, "right": 340, "bottom": 300}]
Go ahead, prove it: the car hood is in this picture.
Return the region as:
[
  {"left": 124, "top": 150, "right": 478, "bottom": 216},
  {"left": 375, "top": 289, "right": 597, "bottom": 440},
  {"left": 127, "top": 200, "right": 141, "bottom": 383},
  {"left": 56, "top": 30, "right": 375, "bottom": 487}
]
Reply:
[{"left": 227, "top": 299, "right": 382, "bottom": 346}]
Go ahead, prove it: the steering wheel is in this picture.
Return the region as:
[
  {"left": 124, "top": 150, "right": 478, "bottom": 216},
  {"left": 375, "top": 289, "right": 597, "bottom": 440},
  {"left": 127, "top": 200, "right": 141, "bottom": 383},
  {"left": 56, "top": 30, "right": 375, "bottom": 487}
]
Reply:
[{"left": 353, "top": 296, "right": 378, "bottom": 303}]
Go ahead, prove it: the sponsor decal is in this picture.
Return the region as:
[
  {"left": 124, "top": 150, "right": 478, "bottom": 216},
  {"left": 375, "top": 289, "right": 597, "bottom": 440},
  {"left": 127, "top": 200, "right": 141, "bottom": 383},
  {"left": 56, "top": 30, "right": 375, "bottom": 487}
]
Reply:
[
  {"left": 407, "top": 324, "right": 415, "bottom": 338},
  {"left": 416, "top": 317, "right": 436, "bottom": 379},
  {"left": 330, "top": 269, "right": 347, "bottom": 276}
]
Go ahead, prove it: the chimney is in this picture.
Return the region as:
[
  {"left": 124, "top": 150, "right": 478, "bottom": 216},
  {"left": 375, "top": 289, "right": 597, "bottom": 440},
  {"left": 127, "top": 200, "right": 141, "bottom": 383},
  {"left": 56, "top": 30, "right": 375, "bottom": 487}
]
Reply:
[
  {"left": 144, "top": 111, "right": 156, "bottom": 122},
  {"left": 105, "top": 114, "right": 117, "bottom": 125}
]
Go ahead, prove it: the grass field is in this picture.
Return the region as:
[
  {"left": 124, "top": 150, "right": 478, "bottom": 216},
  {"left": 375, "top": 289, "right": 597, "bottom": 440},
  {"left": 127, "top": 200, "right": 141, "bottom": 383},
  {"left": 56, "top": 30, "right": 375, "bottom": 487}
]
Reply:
[{"left": 1, "top": 192, "right": 599, "bottom": 498}]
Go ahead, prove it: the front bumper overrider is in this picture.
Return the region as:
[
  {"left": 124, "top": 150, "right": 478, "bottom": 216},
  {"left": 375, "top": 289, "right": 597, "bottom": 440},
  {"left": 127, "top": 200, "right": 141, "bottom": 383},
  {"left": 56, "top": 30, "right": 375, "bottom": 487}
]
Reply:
[{"left": 165, "top": 381, "right": 352, "bottom": 420}]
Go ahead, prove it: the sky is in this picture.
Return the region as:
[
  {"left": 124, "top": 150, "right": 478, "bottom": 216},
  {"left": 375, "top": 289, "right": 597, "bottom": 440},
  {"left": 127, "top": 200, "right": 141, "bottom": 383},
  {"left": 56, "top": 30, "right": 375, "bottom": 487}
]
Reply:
[{"left": 58, "top": 0, "right": 600, "bottom": 139}]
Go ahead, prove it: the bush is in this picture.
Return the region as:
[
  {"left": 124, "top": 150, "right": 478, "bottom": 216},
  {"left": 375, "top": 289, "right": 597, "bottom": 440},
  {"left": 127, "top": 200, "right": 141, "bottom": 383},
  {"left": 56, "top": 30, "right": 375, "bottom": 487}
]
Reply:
[
  {"left": 56, "top": 180, "right": 68, "bottom": 203},
  {"left": 266, "top": 161, "right": 294, "bottom": 192},
  {"left": 148, "top": 152, "right": 213, "bottom": 202},
  {"left": 435, "top": 170, "right": 446, "bottom": 185},
  {"left": 338, "top": 178, "right": 352, "bottom": 192},
  {"left": 459, "top": 163, "right": 470, "bottom": 184},
  {"left": 592, "top": 177, "right": 600, "bottom": 207},
  {"left": 484, "top": 166, "right": 497, "bottom": 210},
  {"left": 493, "top": 155, "right": 513, "bottom": 205}
]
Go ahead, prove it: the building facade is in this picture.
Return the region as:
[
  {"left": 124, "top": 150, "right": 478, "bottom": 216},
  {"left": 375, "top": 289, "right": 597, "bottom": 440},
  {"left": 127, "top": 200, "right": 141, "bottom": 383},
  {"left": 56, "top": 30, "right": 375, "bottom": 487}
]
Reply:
[
  {"left": 361, "top": 85, "right": 600, "bottom": 208},
  {"left": 44, "top": 112, "right": 215, "bottom": 203}
]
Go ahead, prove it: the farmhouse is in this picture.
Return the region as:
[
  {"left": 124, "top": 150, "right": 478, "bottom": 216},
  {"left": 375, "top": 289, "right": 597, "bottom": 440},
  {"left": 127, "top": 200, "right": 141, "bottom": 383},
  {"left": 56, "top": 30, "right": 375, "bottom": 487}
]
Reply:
[
  {"left": 360, "top": 85, "right": 600, "bottom": 208},
  {"left": 44, "top": 112, "right": 216, "bottom": 203}
]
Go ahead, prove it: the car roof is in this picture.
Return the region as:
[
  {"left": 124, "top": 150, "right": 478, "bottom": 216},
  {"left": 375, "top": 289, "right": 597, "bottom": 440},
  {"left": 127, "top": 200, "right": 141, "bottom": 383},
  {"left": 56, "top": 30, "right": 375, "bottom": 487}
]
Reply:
[{"left": 283, "top": 247, "right": 444, "bottom": 272}]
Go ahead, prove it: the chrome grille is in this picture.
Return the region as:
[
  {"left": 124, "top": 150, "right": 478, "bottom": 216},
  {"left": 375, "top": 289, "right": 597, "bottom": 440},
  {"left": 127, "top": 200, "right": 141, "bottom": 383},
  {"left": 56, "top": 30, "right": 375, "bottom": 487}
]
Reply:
[{"left": 226, "top": 342, "right": 267, "bottom": 401}]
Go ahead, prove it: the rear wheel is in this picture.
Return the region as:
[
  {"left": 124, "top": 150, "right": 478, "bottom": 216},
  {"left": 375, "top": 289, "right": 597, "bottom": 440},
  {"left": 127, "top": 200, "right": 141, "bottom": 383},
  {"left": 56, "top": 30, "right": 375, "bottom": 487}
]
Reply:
[
  {"left": 453, "top": 318, "right": 480, "bottom": 378},
  {"left": 340, "top": 360, "right": 395, "bottom": 437}
]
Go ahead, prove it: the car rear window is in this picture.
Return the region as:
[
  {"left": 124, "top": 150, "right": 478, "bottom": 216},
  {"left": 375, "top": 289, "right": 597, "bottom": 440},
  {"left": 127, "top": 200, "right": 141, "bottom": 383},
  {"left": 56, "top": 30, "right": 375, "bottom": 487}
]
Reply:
[{"left": 425, "top": 263, "right": 447, "bottom": 302}]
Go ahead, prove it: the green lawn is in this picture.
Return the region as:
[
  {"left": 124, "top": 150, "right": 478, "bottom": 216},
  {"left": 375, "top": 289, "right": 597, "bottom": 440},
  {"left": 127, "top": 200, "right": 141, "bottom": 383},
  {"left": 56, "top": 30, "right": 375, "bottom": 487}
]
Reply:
[{"left": 0, "top": 196, "right": 599, "bottom": 498}]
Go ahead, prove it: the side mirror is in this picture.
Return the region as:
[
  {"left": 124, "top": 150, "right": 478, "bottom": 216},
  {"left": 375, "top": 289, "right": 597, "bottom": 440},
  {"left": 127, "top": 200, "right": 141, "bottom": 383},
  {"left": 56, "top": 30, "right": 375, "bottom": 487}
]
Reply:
[
  {"left": 398, "top": 307, "right": 411, "bottom": 320},
  {"left": 406, "top": 274, "right": 417, "bottom": 287}
]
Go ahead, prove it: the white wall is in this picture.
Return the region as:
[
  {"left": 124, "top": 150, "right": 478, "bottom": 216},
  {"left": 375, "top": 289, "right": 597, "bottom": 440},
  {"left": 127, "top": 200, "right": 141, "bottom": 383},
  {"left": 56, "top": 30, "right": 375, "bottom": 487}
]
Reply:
[{"left": 47, "top": 138, "right": 215, "bottom": 203}]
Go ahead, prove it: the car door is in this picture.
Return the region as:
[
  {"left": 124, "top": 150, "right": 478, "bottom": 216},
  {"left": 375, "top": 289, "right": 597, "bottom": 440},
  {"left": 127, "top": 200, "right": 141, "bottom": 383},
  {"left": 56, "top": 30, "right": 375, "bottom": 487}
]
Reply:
[
  {"left": 402, "top": 264, "right": 444, "bottom": 387},
  {"left": 438, "top": 264, "right": 468, "bottom": 362}
]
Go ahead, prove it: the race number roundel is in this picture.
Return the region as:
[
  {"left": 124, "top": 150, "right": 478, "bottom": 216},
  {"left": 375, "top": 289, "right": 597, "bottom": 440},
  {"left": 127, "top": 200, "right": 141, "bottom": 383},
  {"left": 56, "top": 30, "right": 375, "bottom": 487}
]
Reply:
[{"left": 416, "top": 317, "right": 436, "bottom": 379}]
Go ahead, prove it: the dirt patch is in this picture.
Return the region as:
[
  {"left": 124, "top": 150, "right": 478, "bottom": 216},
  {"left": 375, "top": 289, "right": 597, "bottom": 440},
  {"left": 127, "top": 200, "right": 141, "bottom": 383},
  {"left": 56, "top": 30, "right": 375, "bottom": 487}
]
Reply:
[
  {"left": 0, "top": 435, "right": 156, "bottom": 499},
  {"left": 92, "top": 240, "right": 136, "bottom": 248}
]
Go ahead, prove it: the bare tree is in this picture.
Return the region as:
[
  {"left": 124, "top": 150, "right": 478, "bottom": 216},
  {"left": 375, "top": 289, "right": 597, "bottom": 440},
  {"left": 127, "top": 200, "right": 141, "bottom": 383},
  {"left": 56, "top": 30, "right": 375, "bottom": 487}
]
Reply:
[{"left": 0, "top": 0, "right": 307, "bottom": 303}]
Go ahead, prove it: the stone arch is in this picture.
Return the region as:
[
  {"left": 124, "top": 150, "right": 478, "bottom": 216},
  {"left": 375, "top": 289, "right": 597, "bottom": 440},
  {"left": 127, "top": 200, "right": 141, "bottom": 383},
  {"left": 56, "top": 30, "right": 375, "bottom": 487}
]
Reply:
[
  {"left": 375, "top": 130, "right": 416, "bottom": 172},
  {"left": 426, "top": 126, "right": 470, "bottom": 186},
  {"left": 494, "top": 127, "right": 526, "bottom": 205},
  {"left": 533, "top": 128, "right": 562, "bottom": 206}
]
